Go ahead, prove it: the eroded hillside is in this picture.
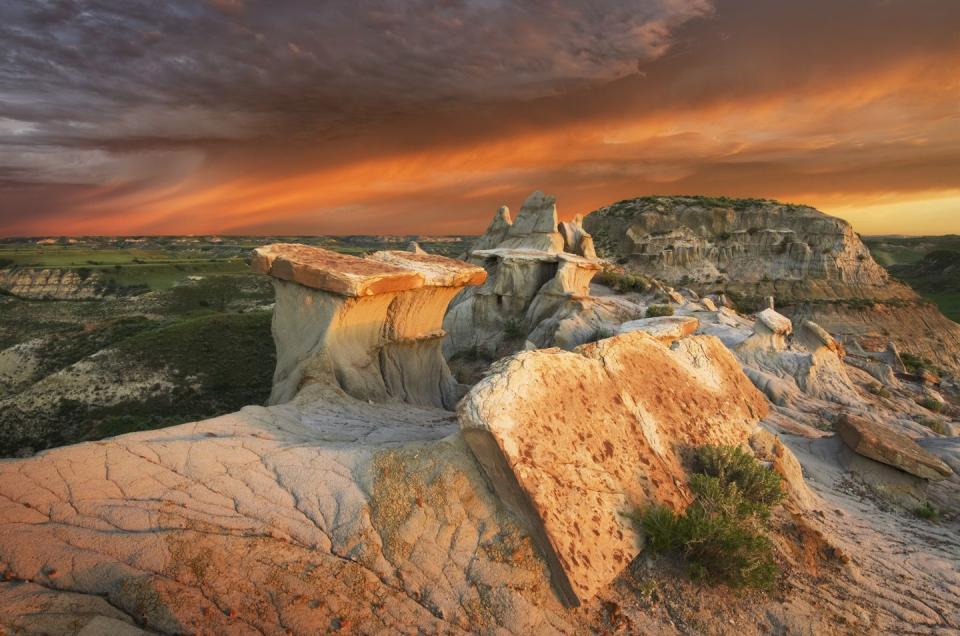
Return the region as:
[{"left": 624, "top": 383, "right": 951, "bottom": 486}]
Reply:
[{"left": 0, "top": 195, "right": 957, "bottom": 635}]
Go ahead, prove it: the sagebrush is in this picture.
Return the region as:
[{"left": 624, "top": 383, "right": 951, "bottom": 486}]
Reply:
[{"left": 633, "top": 445, "right": 785, "bottom": 590}]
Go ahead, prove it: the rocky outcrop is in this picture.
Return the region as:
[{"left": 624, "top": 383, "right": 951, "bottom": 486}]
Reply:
[
  {"left": 584, "top": 196, "right": 890, "bottom": 292},
  {"left": 446, "top": 192, "right": 642, "bottom": 358},
  {"left": 0, "top": 268, "right": 109, "bottom": 300},
  {"left": 458, "top": 332, "right": 769, "bottom": 606},
  {"left": 736, "top": 311, "right": 861, "bottom": 406},
  {"left": 253, "top": 244, "right": 485, "bottom": 409},
  {"left": 582, "top": 195, "right": 960, "bottom": 374},
  {"left": 616, "top": 315, "right": 699, "bottom": 342},
  {"left": 836, "top": 413, "right": 953, "bottom": 480},
  {"left": 558, "top": 214, "right": 597, "bottom": 260}
]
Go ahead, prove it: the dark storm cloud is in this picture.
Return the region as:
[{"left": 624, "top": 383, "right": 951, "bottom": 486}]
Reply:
[
  {"left": 0, "top": 0, "right": 710, "bottom": 181},
  {"left": 0, "top": 0, "right": 958, "bottom": 236}
]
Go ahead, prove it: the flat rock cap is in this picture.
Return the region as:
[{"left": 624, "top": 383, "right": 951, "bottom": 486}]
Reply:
[
  {"left": 252, "top": 243, "right": 485, "bottom": 296},
  {"left": 369, "top": 250, "right": 487, "bottom": 287}
]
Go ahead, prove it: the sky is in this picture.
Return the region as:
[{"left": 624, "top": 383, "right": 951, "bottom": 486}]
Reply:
[{"left": 0, "top": 0, "right": 958, "bottom": 237}]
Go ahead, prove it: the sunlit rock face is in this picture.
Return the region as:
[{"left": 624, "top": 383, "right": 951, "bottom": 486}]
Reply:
[
  {"left": 253, "top": 244, "right": 486, "bottom": 409},
  {"left": 0, "top": 240, "right": 787, "bottom": 633},
  {"left": 458, "top": 331, "right": 769, "bottom": 606}
]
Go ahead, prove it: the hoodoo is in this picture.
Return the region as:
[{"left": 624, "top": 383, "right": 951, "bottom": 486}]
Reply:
[
  {"left": 445, "top": 191, "right": 644, "bottom": 358},
  {"left": 253, "top": 244, "right": 486, "bottom": 408}
]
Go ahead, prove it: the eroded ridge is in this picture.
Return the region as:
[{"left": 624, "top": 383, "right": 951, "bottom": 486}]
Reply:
[
  {"left": 254, "top": 244, "right": 486, "bottom": 408},
  {"left": 458, "top": 331, "right": 769, "bottom": 606}
]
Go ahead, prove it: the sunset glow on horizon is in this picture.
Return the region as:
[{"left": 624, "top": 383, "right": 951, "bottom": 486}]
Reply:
[{"left": 1, "top": 0, "right": 958, "bottom": 237}]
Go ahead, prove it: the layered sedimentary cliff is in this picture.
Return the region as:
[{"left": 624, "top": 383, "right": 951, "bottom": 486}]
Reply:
[
  {"left": 0, "top": 268, "right": 109, "bottom": 300},
  {"left": 584, "top": 196, "right": 960, "bottom": 373},
  {"left": 584, "top": 196, "right": 890, "bottom": 295}
]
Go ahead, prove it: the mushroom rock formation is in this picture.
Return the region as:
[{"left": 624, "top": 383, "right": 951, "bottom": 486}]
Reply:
[
  {"left": 0, "top": 250, "right": 803, "bottom": 631},
  {"left": 446, "top": 192, "right": 644, "bottom": 357},
  {"left": 458, "top": 331, "right": 769, "bottom": 606},
  {"left": 253, "top": 244, "right": 486, "bottom": 409}
]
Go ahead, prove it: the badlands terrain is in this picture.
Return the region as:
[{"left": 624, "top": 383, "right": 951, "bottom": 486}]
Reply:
[{"left": 0, "top": 194, "right": 958, "bottom": 635}]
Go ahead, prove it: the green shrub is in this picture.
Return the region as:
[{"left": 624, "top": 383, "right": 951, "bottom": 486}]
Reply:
[
  {"left": 502, "top": 318, "right": 525, "bottom": 340},
  {"left": 633, "top": 444, "right": 784, "bottom": 590},
  {"left": 692, "top": 445, "right": 786, "bottom": 517},
  {"left": 646, "top": 304, "right": 674, "bottom": 318},
  {"left": 917, "top": 417, "right": 947, "bottom": 435},
  {"left": 595, "top": 270, "right": 649, "bottom": 294},
  {"left": 866, "top": 383, "right": 891, "bottom": 399},
  {"left": 914, "top": 501, "right": 939, "bottom": 520},
  {"left": 917, "top": 397, "right": 943, "bottom": 412},
  {"left": 900, "top": 352, "right": 944, "bottom": 376}
]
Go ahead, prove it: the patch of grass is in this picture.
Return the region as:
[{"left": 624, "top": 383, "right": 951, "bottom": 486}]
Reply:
[
  {"left": 917, "top": 417, "right": 947, "bottom": 435},
  {"left": 646, "top": 304, "right": 674, "bottom": 318},
  {"left": 921, "top": 292, "right": 960, "bottom": 324},
  {"left": 901, "top": 352, "right": 945, "bottom": 377},
  {"left": 502, "top": 318, "right": 526, "bottom": 341},
  {"left": 916, "top": 397, "right": 943, "bottom": 412},
  {"left": 32, "top": 316, "right": 159, "bottom": 379},
  {"left": 866, "top": 383, "right": 891, "bottom": 399},
  {"left": 594, "top": 269, "right": 650, "bottom": 294},
  {"left": 632, "top": 445, "right": 784, "bottom": 590},
  {"left": 115, "top": 310, "right": 274, "bottom": 395},
  {"left": 914, "top": 501, "right": 940, "bottom": 520}
]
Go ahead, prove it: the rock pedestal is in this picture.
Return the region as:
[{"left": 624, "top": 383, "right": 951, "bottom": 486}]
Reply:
[
  {"left": 447, "top": 191, "right": 624, "bottom": 357},
  {"left": 253, "top": 244, "right": 485, "bottom": 408}
]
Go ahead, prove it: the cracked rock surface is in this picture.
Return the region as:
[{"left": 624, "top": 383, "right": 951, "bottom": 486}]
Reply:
[{"left": 0, "top": 386, "right": 577, "bottom": 634}]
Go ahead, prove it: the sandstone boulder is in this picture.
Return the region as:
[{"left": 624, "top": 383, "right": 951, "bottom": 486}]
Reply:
[
  {"left": 757, "top": 308, "right": 793, "bottom": 336},
  {"left": 836, "top": 414, "right": 953, "bottom": 480},
  {"left": 458, "top": 332, "right": 769, "bottom": 606}
]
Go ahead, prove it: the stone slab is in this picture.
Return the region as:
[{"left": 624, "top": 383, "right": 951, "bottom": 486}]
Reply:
[
  {"left": 458, "top": 332, "right": 768, "bottom": 606},
  {"left": 616, "top": 316, "right": 700, "bottom": 342},
  {"left": 252, "top": 243, "right": 423, "bottom": 296},
  {"left": 836, "top": 414, "right": 953, "bottom": 480},
  {"left": 369, "top": 250, "right": 487, "bottom": 287}
]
